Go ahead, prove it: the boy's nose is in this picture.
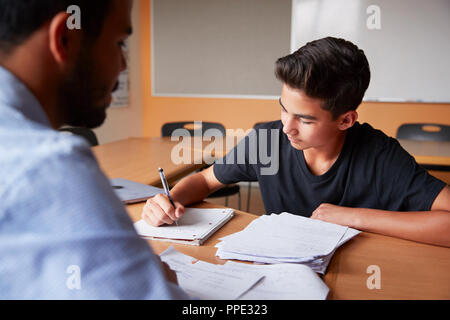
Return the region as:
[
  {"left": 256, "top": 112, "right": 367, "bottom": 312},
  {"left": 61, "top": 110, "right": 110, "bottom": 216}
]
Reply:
[{"left": 283, "top": 116, "right": 298, "bottom": 136}]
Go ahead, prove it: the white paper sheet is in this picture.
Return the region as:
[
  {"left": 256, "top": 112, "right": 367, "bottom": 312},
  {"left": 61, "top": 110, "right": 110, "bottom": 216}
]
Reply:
[
  {"left": 223, "top": 261, "right": 329, "bottom": 300},
  {"left": 160, "top": 247, "right": 262, "bottom": 300}
]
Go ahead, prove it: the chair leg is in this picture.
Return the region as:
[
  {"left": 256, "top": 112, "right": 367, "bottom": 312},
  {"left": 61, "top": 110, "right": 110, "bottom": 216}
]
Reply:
[
  {"left": 238, "top": 190, "right": 241, "bottom": 211},
  {"left": 246, "top": 182, "right": 252, "bottom": 212}
]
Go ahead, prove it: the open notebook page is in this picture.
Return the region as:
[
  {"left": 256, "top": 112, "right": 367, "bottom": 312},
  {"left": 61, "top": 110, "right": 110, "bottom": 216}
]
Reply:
[{"left": 134, "top": 208, "right": 234, "bottom": 243}]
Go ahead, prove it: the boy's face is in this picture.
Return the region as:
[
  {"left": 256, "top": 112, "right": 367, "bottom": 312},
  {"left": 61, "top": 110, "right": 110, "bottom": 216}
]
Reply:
[
  {"left": 58, "top": 0, "right": 133, "bottom": 128},
  {"left": 280, "top": 84, "right": 343, "bottom": 151}
]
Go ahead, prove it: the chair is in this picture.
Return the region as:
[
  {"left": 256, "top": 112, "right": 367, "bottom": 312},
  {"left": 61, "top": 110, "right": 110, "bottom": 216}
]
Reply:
[
  {"left": 396, "top": 123, "right": 450, "bottom": 175},
  {"left": 59, "top": 127, "right": 99, "bottom": 147},
  {"left": 396, "top": 123, "right": 450, "bottom": 142},
  {"left": 162, "top": 121, "right": 226, "bottom": 137},
  {"left": 162, "top": 121, "right": 241, "bottom": 209}
]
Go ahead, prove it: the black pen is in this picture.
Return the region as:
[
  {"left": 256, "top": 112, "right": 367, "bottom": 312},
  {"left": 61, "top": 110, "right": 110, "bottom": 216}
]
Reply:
[{"left": 158, "top": 168, "right": 178, "bottom": 226}]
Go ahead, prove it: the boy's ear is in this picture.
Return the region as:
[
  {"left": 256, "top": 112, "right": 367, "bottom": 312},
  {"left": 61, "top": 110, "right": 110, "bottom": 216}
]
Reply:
[
  {"left": 338, "top": 111, "right": 358, "bottom": 131},
  {"left": 48, "top": 12, "right": 81, "bottom": 67}
]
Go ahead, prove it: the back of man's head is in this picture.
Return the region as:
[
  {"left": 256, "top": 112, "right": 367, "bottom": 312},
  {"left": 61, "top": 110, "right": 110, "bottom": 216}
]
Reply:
[
  {"left": 0, "top": 0, "right": 111, "bottom": 57},
  {"left": 0, "top": 0, "right": 133, "bottom": 130}
]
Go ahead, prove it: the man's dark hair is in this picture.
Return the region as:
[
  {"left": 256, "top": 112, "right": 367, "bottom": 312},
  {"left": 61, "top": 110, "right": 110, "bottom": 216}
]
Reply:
[
  {"left": 275, "top": 37, "right": 371, "bottom": 119},
  {"left": 0, "top": 0, "right": 112, "bottom": 55}
]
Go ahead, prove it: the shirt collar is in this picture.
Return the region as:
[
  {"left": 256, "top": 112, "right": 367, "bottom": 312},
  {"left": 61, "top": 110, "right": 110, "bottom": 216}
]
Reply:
[{"left": 0, "top": 65, "right": 51, "bottom": 127}]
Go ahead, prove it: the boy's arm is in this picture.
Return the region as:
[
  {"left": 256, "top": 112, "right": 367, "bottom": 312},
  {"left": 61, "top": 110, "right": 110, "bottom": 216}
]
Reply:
[
  {"left": 142, "top": 166, "right": 226, "bottom": 227},
  {"left": 171, "top": 165, "right": 226, "bottom": 206},
  {"left": 312, "top": 186, "right": 450, "bottom": 247}
]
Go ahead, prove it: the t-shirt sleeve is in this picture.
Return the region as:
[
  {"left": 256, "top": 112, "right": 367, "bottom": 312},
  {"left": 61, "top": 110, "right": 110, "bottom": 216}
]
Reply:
[
  {"left": 376, "top": 138, "right": 446, "bottom": 211},
  {"left": 213, "top": 129, "right": 259, "bottom": 184}
]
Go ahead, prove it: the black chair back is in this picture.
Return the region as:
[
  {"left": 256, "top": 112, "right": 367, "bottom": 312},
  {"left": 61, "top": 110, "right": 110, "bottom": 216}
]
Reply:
[
  {"left": 396, "top": 123, "right": 450, "bottom": 142},
  {"left": 161, "top": 122, "right": 226, "bottom": 137},
  {"left": 254, "top": 122, "right": 269, "bottom": 129}
]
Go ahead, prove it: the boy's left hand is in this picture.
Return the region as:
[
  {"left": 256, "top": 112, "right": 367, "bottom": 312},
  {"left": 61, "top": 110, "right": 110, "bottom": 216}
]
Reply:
[{"left": 311, "top": 203, "right": 358, "bottom": 228}]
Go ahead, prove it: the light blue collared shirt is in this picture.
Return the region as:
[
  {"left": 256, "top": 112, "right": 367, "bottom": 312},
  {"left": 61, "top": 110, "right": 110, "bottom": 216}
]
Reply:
[{"left": 0, "top": 66, "right": 188, "bottom": 299}]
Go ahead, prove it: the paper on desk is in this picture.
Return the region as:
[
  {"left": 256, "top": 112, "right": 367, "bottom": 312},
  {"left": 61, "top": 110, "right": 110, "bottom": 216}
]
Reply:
[
  {"left": 215, "top": 213, "right": 361, "bottom": 274},
  {"left": 222, "top": 261, "right": 329, "bottom": 300},
  {"left": 159, "top": 246, "right": 198, "bottom": 272},
  {"left": 216, "top": 213, "right": 348, "bottom": 259},
  {"left": 160, "top": 247, "right": 263, "bottom": 300},
  {"left": 217, "top": 225, "right": 359, "bottom": 259},
  {"left": 110, "top": 178, "right": 163, "bottom": 203}
]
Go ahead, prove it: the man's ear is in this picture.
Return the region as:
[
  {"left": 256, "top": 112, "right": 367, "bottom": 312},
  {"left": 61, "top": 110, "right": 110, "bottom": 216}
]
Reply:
[
  {"left": 338, "top": 111, "right": 358, "bottom": 131},
  {"left": 48, "top": 12, "right": 81, "bottom": 66}
]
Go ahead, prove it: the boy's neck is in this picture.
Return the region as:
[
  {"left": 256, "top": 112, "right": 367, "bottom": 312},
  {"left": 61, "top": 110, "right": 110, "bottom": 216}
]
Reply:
[{"left": 303, "top": 130, "right": 348, "bottom": 176}]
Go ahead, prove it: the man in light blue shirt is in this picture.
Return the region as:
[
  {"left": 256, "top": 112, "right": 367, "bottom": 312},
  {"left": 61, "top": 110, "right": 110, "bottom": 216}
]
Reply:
[{"left": 0, "top": 0, "right": 188, "bottom": 299}]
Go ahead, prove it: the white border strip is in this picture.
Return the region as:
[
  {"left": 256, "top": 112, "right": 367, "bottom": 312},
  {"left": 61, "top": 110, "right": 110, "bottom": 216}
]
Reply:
[
  {"left": 290, "top": 0, "right": 296, "bottom": 53},
  {"left": 152, "top": 93, "right": 280, "bottom": 100}
]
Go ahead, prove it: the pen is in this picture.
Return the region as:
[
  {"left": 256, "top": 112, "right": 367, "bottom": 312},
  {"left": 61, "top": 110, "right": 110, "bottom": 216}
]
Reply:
[{"left": 158, "top": 168, "right": 178, "bottom": 226}]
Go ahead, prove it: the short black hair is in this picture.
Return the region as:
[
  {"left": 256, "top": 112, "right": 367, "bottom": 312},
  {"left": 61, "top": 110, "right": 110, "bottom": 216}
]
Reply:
[
  {"left": 275, "top": 37, "right": 371, "bottom": 119},
  {"left": 0, "top": 0, "right": 112, "bottom": 54}
]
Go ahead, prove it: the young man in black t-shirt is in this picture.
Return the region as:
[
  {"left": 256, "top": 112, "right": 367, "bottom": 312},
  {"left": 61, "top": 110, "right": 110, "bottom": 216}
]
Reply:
[{"left": 142, "top": 37, "right": 450, "bottom": 247}]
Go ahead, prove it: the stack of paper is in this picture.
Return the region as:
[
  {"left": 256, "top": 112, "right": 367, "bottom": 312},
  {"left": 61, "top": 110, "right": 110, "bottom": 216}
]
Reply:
[
  {"left": 215, "top": 212, "right": 360, "bottom": 274},
  {"left": 161, "top": 247, "right": 329, "bottom": 300}
]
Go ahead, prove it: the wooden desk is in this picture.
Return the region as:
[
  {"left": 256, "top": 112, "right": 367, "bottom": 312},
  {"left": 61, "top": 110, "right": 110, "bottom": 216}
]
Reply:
[
  {"left": 126, "top": 202, "right": 450, "bottom": 300},
  {"left": 399, "top": 139, "right": 450, "bottom": 167},
  {"left": 399, "top": 139, "right": 450, "bottom": 184},
  {"left": 324, "top": 232, "right": 450, "bottom": 300},
  {"left": 92, "top": 137, "right": 205, "bottom": 186}
]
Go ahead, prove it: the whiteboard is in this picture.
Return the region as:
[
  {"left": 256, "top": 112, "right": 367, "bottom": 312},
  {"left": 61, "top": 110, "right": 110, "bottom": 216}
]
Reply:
[{"left": 291, "top": 0, "right": 450, "bottom": 103}]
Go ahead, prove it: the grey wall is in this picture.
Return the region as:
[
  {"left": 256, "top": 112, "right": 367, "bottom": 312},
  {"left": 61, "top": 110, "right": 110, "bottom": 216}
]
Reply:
[{"left": 152, "top": 0, "right": 291, "bottom": 98}]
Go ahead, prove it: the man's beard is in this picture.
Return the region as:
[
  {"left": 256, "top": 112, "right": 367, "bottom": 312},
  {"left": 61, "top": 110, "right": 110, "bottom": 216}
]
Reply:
[{"left": 57, "top": 47, "right": 117, "bottom": 129}]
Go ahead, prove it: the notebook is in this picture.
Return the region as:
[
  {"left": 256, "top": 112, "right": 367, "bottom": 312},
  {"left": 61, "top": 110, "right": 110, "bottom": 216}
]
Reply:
[
  {"left": 134, "top": 208, "right": 235, "bottom": 246},
  {"left": 110, "top": 178, "right": 164, "bottom": 204}
]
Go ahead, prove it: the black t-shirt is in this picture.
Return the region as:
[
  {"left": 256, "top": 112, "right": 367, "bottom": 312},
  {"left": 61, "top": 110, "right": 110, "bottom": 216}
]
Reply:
[{"left": 213, "top": 121, "right": 446, "bottom": 217}]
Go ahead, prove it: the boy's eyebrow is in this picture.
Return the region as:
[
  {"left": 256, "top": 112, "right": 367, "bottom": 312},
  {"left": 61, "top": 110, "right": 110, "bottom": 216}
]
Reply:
[{"left": 279, "top": 98, "right": 318, "bottom": 121}]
